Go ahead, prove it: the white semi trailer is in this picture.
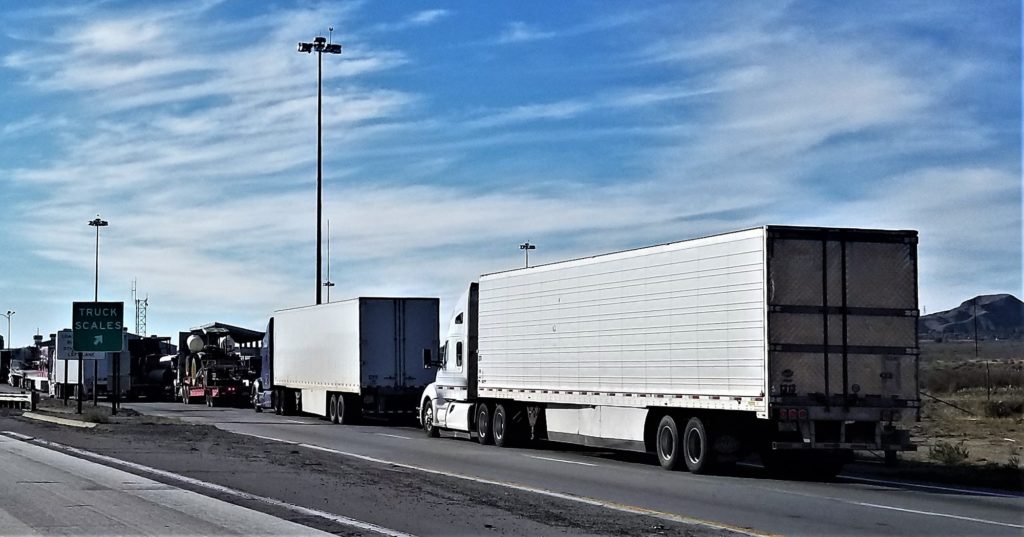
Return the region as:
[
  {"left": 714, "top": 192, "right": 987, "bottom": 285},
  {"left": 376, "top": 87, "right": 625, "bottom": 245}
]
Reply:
[
  {"left": 255, "top": 297, "right": 440, "bottom": 423},
  {"left": 419, "top": 226, "right": 919, "bottom": 476}
]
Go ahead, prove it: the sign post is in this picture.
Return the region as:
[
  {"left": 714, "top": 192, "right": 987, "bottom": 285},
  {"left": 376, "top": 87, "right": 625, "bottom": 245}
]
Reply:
[{"left": 73, "top": 302, "right": 124, "bottom": 415}]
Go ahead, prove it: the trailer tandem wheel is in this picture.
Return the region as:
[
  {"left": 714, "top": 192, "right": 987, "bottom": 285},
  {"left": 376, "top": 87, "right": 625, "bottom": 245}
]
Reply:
[
  {"left": 656, "top": 415, "right": 684, "bottom": 471},
  {"left": 683, "top": 416, "right": 714, "bottom": 474},
  {"left": 329, "top": 394, "right": 339, "bottom": 423}
]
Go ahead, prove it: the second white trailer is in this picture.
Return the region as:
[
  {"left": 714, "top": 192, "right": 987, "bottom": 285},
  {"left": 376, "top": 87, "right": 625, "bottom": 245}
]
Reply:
[{"left": 260, "top": 297, "right": 440, "bottom": 423}]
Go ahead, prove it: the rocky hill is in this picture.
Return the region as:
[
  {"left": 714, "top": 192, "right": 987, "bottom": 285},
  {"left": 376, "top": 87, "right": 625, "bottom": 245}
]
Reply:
[{"left": 919, "top": 294, "right": 1023, "bottom": 340}]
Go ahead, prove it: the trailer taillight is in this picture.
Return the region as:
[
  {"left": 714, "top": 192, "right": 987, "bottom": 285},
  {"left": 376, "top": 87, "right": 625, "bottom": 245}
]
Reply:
[{"left": 778, "top": 408, "right": 808, "bottom": 421}]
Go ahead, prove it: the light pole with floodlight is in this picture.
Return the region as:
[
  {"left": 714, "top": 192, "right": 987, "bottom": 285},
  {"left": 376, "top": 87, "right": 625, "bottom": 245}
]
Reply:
[
  {"left": 88, "top": 216, "right": 108, "bottom": 301},
  {"left": 520, "top": 242, "right": 536, "bottom": 268},
  {"left": 298, "top": 29, "right": 342, "bottom": 305},
  {"left": 2, "top": 310, "right": 13, "bottom": 349}
]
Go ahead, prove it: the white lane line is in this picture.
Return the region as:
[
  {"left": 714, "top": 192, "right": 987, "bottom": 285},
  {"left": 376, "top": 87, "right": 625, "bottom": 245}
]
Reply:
[
  {"left": 2, "top": 431, "right": 33, "bottom": 441},
  {"left": 242, "top": 433, "right": 297, "bottom": 445},
  {"left": 289, "top": 440, "right": 768, "bottom": 537},
  {"left": 739, "top": 461, "right": 1021, "bottom": 500},
  {"left": 375, "top": 433, "right": 412, "bottom": 440},
  {"left": 756, "top": 484, "right": 1023, "bottom": 530},
  {"left": 285, "top": 419, "right": 306, "bottom": 424},
  {"left": 10, "top": 434, "right": 417, "bottom": 537},
  {"left": 854, "top": 502, "right": 1023, "bottom": 529},
  {"left": 840, "top": 475, "right": 1022, "bottom": 499},
  {"left": 525, "top": 455, "right": 598, "bottom": 467}
]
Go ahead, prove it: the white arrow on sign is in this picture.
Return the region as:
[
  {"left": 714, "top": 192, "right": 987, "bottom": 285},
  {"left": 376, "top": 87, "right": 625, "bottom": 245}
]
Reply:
[{"left": 93, "top": 335, "right": 103, "bottom": 346}]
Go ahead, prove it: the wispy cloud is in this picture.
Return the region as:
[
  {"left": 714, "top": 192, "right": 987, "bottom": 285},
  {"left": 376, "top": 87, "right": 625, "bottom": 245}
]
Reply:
[
  {"left": 495, "top": 21, "right": 556, "bottom": 44},
  {"left": 370, "top": 9, "right": 451, "bottom": 32}
]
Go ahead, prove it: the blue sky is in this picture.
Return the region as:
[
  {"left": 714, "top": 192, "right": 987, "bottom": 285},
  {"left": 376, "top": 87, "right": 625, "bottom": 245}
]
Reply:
[{"left": 0, "top": 1, "right": 1020, "bottom": 346}]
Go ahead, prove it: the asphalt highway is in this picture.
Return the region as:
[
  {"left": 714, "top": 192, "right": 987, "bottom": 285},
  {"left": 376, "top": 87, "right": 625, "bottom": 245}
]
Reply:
[{"left": 123, "top": 401, "right": 1023, "bottom": 537}]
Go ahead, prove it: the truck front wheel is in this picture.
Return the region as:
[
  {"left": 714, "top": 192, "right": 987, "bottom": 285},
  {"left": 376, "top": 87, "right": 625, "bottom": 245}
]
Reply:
[
  {"left": 422, "top": 400, "right": 440, "bottom": 438},
  {"left": 477, "top": 403, "right": 493, "bottom": 445},
  {"left": 656, "top": 415, "right": 684, "bottom": 470}
]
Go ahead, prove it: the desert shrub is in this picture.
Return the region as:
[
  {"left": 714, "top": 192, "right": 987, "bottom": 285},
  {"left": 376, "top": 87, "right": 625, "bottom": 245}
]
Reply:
[
  {"left": 983, "top": 399, "right": 1024, "bottom": 418},
  {"left": 928, "top": 440, "right": 970, "bottom": 465},
  {"left": 922, "top": 361, "right": 1024, "bottom": 393}
]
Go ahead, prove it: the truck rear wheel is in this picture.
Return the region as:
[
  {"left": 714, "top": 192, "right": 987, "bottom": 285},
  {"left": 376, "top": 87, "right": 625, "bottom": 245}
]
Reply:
[
  {"left": 493, "top": 403, "right": 516, "bottom": 448},
  {"left": 683, "top": 417, "right": 714, "bottom": 474},
  {"left": 477, "top": 403, "right": 493, "bottom": 445},
  {"left": 656, "top": 415, "right": 684, "bottom": 470}
]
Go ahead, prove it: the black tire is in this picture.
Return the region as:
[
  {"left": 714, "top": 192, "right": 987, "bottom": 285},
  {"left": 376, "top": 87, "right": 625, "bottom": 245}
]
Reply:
[
  {"left": 477, "top": 403, "right": 493, "bottom": 445},
  {"left": 253, "top": 386, "right": 263, "bottom": 413},
  {"left": 656, "top": 415, "right": 684, "bottom": 470},
  {"left": 329, "top": 394, "right": 339, "bottom": 424},
  {"left": 336, "top": 394, "right": 348, "bottom": 424},
  {"left": 683, "top": 416, "right": 714, "bottom": 474},
  {"left": 493, "top": 403, "right": 515, "bottom": 448},
  {"left": 274, "top": 388, "right": 283, "bottom": 415},
  {"left": 884, "top": 450, "right": 898, "bottom": 467},
  {"left": 422, "top": 399, "right": 440, "bottom": 438}
]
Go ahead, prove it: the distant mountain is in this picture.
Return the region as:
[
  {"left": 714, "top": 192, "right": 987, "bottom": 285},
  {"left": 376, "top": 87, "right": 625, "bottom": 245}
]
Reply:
[{"left": 919, "top": 294, "right": 1023, "bottom": 340}]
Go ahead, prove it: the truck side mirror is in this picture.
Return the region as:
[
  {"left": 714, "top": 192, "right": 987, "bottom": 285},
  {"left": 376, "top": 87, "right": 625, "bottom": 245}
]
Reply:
[{"left": 423, "top": 348, "right": 433, "bottom": 369}]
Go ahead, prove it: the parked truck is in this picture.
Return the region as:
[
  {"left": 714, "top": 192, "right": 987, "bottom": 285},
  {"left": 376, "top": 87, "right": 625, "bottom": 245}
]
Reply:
[
  {"left": 177, "top": 330, "right": 253, "bottom": 406},
  {"left": 253, "top": 297, "right": 439, "bottom": 423},
  {"left": 419, "top": 226, "right": 920, "bottom": 476}
]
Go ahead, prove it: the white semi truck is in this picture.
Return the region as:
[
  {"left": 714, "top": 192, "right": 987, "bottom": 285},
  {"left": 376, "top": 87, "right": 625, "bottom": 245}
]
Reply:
[
  {"left": 255, "top": 297, "right": 440, "bottom": 423},
  {"left": 419, "top": 226, "right": 919, "bottom": 476}
]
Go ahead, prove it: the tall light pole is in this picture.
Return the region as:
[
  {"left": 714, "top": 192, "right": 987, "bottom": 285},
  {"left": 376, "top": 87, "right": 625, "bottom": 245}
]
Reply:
[
  {"left": 88, "top": 216, "right": 108, "bottom": 301},
  {"left": 88, "top": 216, "right": 108, "bottom": 407},
  {"left": 2, "top": 310, "right": 13, "bottom": 349},
  {"left": 520, "top": 242, "right": 536, "bottom": 268},
  {"left": 298, "top": 28, "right": 342, "bottom": 305}
]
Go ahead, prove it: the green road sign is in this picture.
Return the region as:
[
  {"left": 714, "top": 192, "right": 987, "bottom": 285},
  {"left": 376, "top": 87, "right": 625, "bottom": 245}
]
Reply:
[{"left": 72, "top": 301, "right": 125, "bottom": 352}]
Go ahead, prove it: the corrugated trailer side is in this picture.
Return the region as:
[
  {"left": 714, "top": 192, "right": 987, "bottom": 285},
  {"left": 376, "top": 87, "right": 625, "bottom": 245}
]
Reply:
[
  {"left": 273, "top": 300, "right": 362, "bottom": 394},
  {"left": 476, "top": 227, "right": 769, "bottom": 414}
]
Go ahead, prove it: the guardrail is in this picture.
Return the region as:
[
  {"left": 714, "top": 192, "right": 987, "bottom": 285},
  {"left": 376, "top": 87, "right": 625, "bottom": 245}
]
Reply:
[{"left": 0, "top": 392, "right": 36, "bottom": 410}]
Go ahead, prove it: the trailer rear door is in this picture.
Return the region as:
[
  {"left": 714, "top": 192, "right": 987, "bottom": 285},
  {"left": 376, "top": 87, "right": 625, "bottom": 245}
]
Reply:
[{"left": 766, "top": 227, "right": 918, "bottom": 408}]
